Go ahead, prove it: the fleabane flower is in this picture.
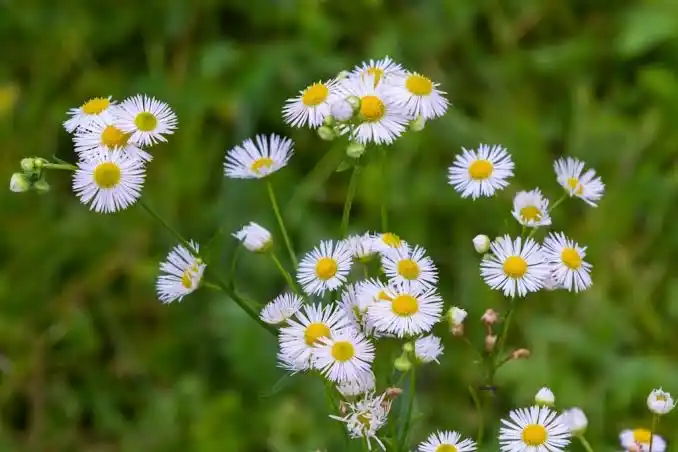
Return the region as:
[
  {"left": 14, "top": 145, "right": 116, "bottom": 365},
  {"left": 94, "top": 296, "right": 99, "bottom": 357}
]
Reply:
[
  {"left": 647, "top": 388, "right": 675, "bottom": 415},
  {"left": 554, "top": 157, "right": 605, "bottom": 207},
  {"left": 260, "top": 293, "right": 303, "bottom": 326},
  {"left": 371, "top": 232, "right": 408, "bottom": 253},
  {"left": 338, "top": 283, "right": 374, "bottom": 333},
  {"left": 283, "top": 79, "right": 339, "bottom": 128},
  {"left": 542, "top": 232, "right": 592, "bottom": 293},
  {"left": 387, "top": 71, "right": 449, "bottom": 119},
  {"left": 367, "top": 280, "right": 443, "bottom": 337},
  {"left": 297, "top": 240, "right": 353, "bottom": 296},
  {"left": 156, "top": 241, "right": 205, "bottom": 303},
  {"left": 351, "top": 56, "right": 406, "bottom": 87},
  {"left": 313, "top": 328, "right": 375, "bottom": 383},
  {"left": 337, "top": 371, "right": 376, "bottom": 398},
  {"left": 559, "top": 408, "right": 587, "bottom": 436},
  {"left": 224, "top": 134, "right": 293, "bottom": 179},
  {"left": 112, "top": 94, "right": 178, "bottom": 146},
  {"left": 343, "top": 233, "right": 378, "bottom": 262},
  {"left": 336, "top": 74, "right": 410, "bottom": 145},
  {"left": 448, "top": 144, "right": 514, "bottom": 199},
  {"left": 414, "top": 335, "right": 444, "bottom": 364},
  {"left": 64, "top": 96, "right": 115, "bottom": 133},
  {"left": 381, "top": 244, "right": 438, "bottom": 287},
  {"left": 278, "top": 303, "right": 349, "bottom": 371},
  {"left": 619, "top": 429, "right": 666, "bottom": 452},
  {"left": 480, "top": 235, "right": 550, "bottom": 297},
  {"left": 512, "top": 188, "right": 552, "bottom": 228},
  {"left": 418, "top": 430, "right": 477, "bottom": 452},
  {"left": 233, "top": 222, "right": 272, "bottom": 252},
  {"left": 72, "top": 150, "right": 145, "bottom": 213},
  {"left": 74, "top": 116, "right": 151, "bottom": 162},
  {"left": 499, "top": 405, "right": 571, "bottom": 452},
  {"left": 330, "top": 391, "right": 390, "bottom": 451}
]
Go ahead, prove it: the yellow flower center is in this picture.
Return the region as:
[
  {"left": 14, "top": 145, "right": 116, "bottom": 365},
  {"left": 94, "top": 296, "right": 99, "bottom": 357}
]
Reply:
[
  {"left": 377, "top": 290, "right": 392, "bottom": 302},
  {"left": 656, "top": 394, "right": 667, "bottom": 401},
  {"left": 405, "top": 74, "right": 433, "bottom": 96},
  {"left": 391, "top": 294, "right": 418, "bottom": 316},
  {"left": 315, "top": 257, "right": 338, "bottom": 280},
  {"left": 435, "top": 445, "right": 458, "bottom": 452},
  {"left": 134, "top": 111, "right": 158, "bottom": 131},
  {"left": 365, "top": 67, "right": 384, "bottom": 86},
  {"left": 520, "top": 205, "right": 542, "bottom": 222},
  {"left": 633, "top": 428, "right": 652, "bottom": 444},
  {"left": 468, "top": 159, "right": 493, "bottom": 180},
  {"left": 381, "top": 233, "right": 402, "bottom": 248},
  {"left": 93, "top": 162, "right": 122, "bottom": 189},
  {"left": 561, "top": 247, "right": 582, "bottom": 269},
  {"left": 357, "top": 413, "right": 371, "bottom": 428},
  {"left": 397, "top": 258, "right": 420, "bottom": 280},
  {"left": 181, "top": 270, "right": 194, "bottom": 289},
  {"left": 81, "top": 97, "right": 110, "bottom": 115},
  {"left": 304, "top": 322, "right": 331, "bottom": 346},
  {"left": 250, "top": 157, "right": 274, "bottom": 174},
  {"left": 101, "top": 125, "right": 130, "bottom": 148},
  {"left": 566, "top": 177, "right": 584, "bottom": 195},
  {"left": 522, "top": 424, "right": 547, "bottom": 446},
  {"left": 359, "top": 95, "right": 385, "bottom": 122},
  {"left": 331, "top": 340, "right": 355, "bottom": 361},
  {"left": 503, "top": 255, "right": 528, "bottom": 278},
  {"left": 301, "top": 83, "right": 329, "bottom": 106}
]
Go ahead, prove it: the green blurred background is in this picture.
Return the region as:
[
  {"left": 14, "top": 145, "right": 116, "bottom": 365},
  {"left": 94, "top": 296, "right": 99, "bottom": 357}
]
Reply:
[{"left": 3, "top": 0, "right": 678, "bottom": 450}]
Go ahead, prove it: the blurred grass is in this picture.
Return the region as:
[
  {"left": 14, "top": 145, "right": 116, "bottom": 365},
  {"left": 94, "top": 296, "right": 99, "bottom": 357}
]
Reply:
[{"left": 2, "top": 0, "right": 678, "bottom": 450}]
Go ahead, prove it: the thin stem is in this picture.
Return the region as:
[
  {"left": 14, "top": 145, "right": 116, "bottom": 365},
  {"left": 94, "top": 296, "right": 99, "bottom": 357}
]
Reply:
[
  {"left": 340, "top": 165, "right": 361, "bottom": 238},
  {"left": 579, "top": 436, "right": 594, "bottom": 452},
  {"left": 43, "top": 162, "right": 78, "bottom": 171},
  {"left": 399, "top": 367, "right": 416, "bottom": 450},
  {"left": 379, "top": 146, "right": 388, "bottom": 232},
  {"left": 549, "top": 192, "right": 568, "bottom": 213},
  {"left": 270, "top": 251, "right": 300, "bottom": 294},
  {"left": 202, "top": 281, "right": 222, "bottom": 291},
  {"left": 649, "top": 414, "right": 659, "bottom": 452},
  {"left": 267, "top": 180, "right": 297, "bottom": 267},
  {"left": 495, "top": 301, "right": 515, "bottom": 363},
  {"left": 138, "top": 199, "right": 196, "bottom": 254},
  {"left": 468, "top": 384, "right": 484, "bottom": 446}
]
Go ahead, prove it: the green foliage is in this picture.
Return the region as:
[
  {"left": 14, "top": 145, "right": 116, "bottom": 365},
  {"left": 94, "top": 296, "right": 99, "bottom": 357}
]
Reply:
[{"left": 2, "top": 0, "right": 678, "bottom": 450}]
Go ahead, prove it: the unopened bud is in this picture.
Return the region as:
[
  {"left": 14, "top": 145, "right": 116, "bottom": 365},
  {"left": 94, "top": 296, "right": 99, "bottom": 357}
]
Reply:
[
  {"left": 481, "top": 309, "right": 498, "bottom": 325},
  {"left": 560, "top": 407, "right": 588, "bottom": 436},
  {"left": 10, "top": 173, "right": 30, "bottom": 193},
  {"left": 452, "top": 324, "right": 465, "bottom": 337},
  {"left": 394, "top": 355, "right": 412, "bottom": 372},
  {"left": 535, "top": 387, "right": 555, "bottom": 406},
  {"left": 323, "top": 115, "right": 336, "bottom": 127},
  {"left": 317, "top": 126, "right": 336, "bottom": 141},
  {"left": 346, "top": 142, "right": 365, "bottom": 159},
  {"left": 402, "top": 342, "right": 414, "bottom": 354},
  {"left": 20, "top": 158, "right": 36, "bottom": 173},
  {"left": 447, "top": 307, "right": 467, "bottom": 327},
  {"left": 511, "top": 348, "right": 531, "bottom": 360},
  {"left": 384, "top": 387, "right": 403, "bottom": 400},
  {"left": 409, "top": 115, "right": 426, "bottom": 132},
  {"left": 346, "top": 95, "right": 361, "bottom": 110},
  {"left": 33, "top": 179, "right": 50, "bottom": 194},
  {"left": 485, "top": 334, "right": 497, "bottom": 352},
  {"left": 473, "top": 234, "right": 490, "bottom": 254},
  {"left": 330, "top": 99, "right": 355, "bottom": 122}
]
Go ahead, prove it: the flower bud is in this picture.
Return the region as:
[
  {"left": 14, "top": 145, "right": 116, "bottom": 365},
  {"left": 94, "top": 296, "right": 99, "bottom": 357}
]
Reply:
[
  {"left": 384, "top": 387, "right": 403, "bottom": 400},
  {"left": 330, "top": 99, "right": 355, "bottom": 122},
  {"left": 233, "top": 222, "right": 273, "bottom": 253},
  {"left": 447, "top": 306, "right": 467, "bottom": 327},
  {"left": 402, "top": 342, "right": 414, "bottom": 354},
  {"left": 394, "top": 355, "right": 412, "bottom": 372},
  {"left": 473, "top": 234, "right": 490, "bottom": 254},
  {"left": 535, "top": 387, "right": 555, "bottom": 406},
  {"left": 20, "top": 158, "right": 36, "bottom": 173},
  {"left": 9, "top": 172, "right": 30, "bottom": 193},
  {"left": 647, "top": 388, "right": 675, "bottom": 415},
  {"left": 323, "top": 114, "right": 336, "bottom": 127},
  {"left": 409, "top": 115, "right": 426, "bottom": 132},
  {"left": 559, "top": 407, "right": 588, "bottom": 436},
  {"left": 511, "top": 348, "right": 531, "bottom": 360},
  {"left": 346, "top": 95, "right": 361, "bottom": 110},
  {"left": 33, "top": 179, "right": 50, "bottom": 194},
  {"left": 485, "top": 334, "right": 497, "bottom": 352},
  {"left": 346, "top": 142, "right": 365, "bottom": 159},
  {"left": 481, "top": 309, "right": 498, "bottom": 326},
  {"left": 317, "top": 126, "right": 336, "bottom": 141}
]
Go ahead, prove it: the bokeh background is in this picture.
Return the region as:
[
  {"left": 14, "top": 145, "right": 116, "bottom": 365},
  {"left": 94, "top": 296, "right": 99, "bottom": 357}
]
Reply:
[{"left": 3, "top": 0, "right": 678, "bottom": 450}]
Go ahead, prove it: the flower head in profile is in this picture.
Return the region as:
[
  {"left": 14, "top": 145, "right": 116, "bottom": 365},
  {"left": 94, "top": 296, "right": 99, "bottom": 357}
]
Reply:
[
  {"left": 297, "top": 240, "right": 353, "bottom": 296},
  {"left": 283, "top": 79, "right": 339, "bottom": 128},
  {"left": 74, "top": 116, "right": 151, "bottom": 162},
  {"left": 224, "top": 134, "right": 294, "bottom": 179},
  {"left": 480, "top": 235, "right": 550, "bottom": 297},
  {"left": 554, "top": 157, "right": 605, "bottom": 207},
  {"left": 387, "top": 71, "right": 449, "bottom": 119},
  {"left": 312, "top": 327, "right": 376, "bottom": 383},
  {"left": 559, "top": 407, "right": 587, "bottom": 436},
  {"left": 330, "top": 391, "right": 391, "bottom": 451},
  {"left": 414, "top": 335, "right": 444, "bottom": 364},
  {"left": 156, "top": 241, "right": 205, "bottom": 303},
  {"left": 337, "top": 371, "right": 376, "bottom": 398},
  {"left": 619, "top": 429, "right": 666, "bottom": 452},
  {"left": 542, "top": 232, "right": 592, "bottom": 293},
  {"left": 418, "top": 430, "right": 477, "bottom": 452},
  {"left": 499, "top": 405, "right": 570, "bottom": 452},
  {"left": 343, "top": 233, "right": 377, "bottom": 262},
  {"left": 647, "top": 388, "right": 675, "bottom": 415},
  {"left": 381, "top": 245, "right": 438, "bottom": 288},
  {"left": 260, "top": 293, "right": 303, "bottom": 326},
  {"left": 338, "top": 283, "right": 376, "bottom": 334},
  {"left": 233, "top": 222, "right": 272, "bottom": 252},
  {"left": 448, "top": 144, "right": 514, "bottom": 199},
  {"left": 512, "top": 188, "right": 552, "bottom": 228},
  {"left": 72, "top": 150, "right": 145, "bottom": 213},
  {"left": 112, "top": 94, "right": 177, "bottom": 146},
  {"left": 371, "top": 232, "right": 408, "bottom": 254},
  {"left": 351, "top": 56, "right": 406, "bottom": 87},
  {"left": 64, "top": 96, "right": 115, "bottom": 133}
]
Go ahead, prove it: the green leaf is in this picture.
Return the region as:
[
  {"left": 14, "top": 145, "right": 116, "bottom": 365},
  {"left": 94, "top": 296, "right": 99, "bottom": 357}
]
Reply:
[{"left": 335, "top": 160, "right": 353, "bottom": 172}]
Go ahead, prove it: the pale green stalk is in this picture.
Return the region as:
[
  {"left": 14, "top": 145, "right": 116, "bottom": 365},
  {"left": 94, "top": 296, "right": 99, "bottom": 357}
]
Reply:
[
  {"left": 267, "top": 180, "right": 297, "bottom": 267},
  {"left": 340, "top": 165, "right": 361, "bottom": 238},
  {"left": 579, "top": 436, "right": 594, "bottom": 452},
  {"left": 270, "top": 251, "right": 300, "bottom": 294}
]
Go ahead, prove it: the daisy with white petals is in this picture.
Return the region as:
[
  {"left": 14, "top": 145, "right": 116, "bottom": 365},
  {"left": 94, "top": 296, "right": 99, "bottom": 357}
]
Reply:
[
  {"left": 74, "top": 116, "right": 151, "bottom": 162},
  {"left": 512, "top": 189, "right": 552, "bottom": 228},
  {"left": 542, "top": 232, "right": 592, "bottom": 293},
  {"left": 338, "top": 283, "right": 374, "bottom": 333},
  {"left": 156, "top": 241, "right": 205, "bottom": 303},
  {"left": 297, "top": 240, "right": 353, "bottom": 296},
  {"left": 330, "top": 392, "right": 390, "bottom": 451},
  {"left": 367, "top": 280, "right": 443, "bottom": 337},
  {"left": 418, "top": 430, "right": 477, "bottom": 452},
  {"left": 499, "top": 405, "right": 571, "bottom": 452},
  {"left": 414, "top": 335, "right": 444, "bottom": 364},
  {"left": 448, "top": 144, "right": 514, "bottom": 199},
  {"left": 619, "top": 429, "right": 666, "bottom": 452},
  {"left": 224, "top": 134, "right": 294, "bottom": 179},
  {"left": 64, "top": 96, "right": 115, "bottom": 133},
  {"left": 647, "top": 388, "right": 675, "bottom": 415},
  {"left": 381, "top": 245, "right": 438, "bottom": 287},
  {"left": 387, "top": 72, "right": 449, "bottom": 119},
  {"left": 73, "top": 150, "right": 145, "bottom": 213},
  {"left": 337, "top": 371, "right": 376, "bottom": 398},
  {"left": 554, "top": 157, "right": 605, "bottom": 207},
  {"left": 344, "top": 233, "right": 377, "bottom": 262},
  {"left": 260, "top": 293, "right": 303, "bottom": 325},
  {"left": 283, "top": 79, "right": 339, "bottom": 128},
  {"left": 480, "top": 235, "right": 550, "bottom": 297},
  {"left": 233, "top": 222, "right": 272, "bottom": 252},
  {"left": 371, "top": 232, "right": 408, "bottom": 253},
  {"left": 351, "top": 56, "right": 406, "bottom": 87},
  {"left": 113, "top": 94, "right": 178, "bottom": 146},
  {"left": 313, "top": 328, "right": 375, "bottom": 383}
]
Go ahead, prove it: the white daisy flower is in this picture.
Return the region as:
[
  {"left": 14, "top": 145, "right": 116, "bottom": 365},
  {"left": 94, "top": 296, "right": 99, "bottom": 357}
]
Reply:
[
  {"left": 278, "top": 303, "right": 349, "bottom": 371},
  {"left": 647, "top": 388, "right": 675, "bottom": 415},
  {"left": 343, "top": 233, "right": 378, "bottom": 262},
  {"left": 337, "top": 371, "right": 376, "bottom": 398},
  {"left": 224, "top": 134, "right": 294, "bottom": 179},
  {"left": 112, "top": 94, "right": 178, "bottom": 146},
  {"left": 387, "top": 72, "right": 449, "bottom": 119},
  {"left": 512, "top": 188, "right": 552, "bottom": 228},
  {"left": 336, "top": 74, "right": 410, "bottom": 145},
  {"left": 480, "top": 235, "right": 550, "bottom": 298},
  {"left": 233, "top": 222, "right": 272, "bottom": 252},
  {"left": 619, "top": 429, "right": 666, "bottom": 452},
  {"left": 554, "top": 157, "right": 605, "bottom": 207},
  {"left": 74, "top": 116, "right": 152, "bottom": 162},
  {"left": 367, "top": 280, "right": 443, "bottom": 337},
  {"left": 381, "top": 245, "right": 438, "bottom": 287},
  {"left": 338, "top": 283, "right": 373, "bottom": 333},
  {"left": 330, "top": 391, "right": 390, "bottom": 451},
  {"left": 371, "top": 232, "right": 408, "bottom": 254},
  {"left": 499, "top": 405, "right": 571, "bottom": 452},
  {"left": 260, "top": 293, "right": 303, "bottom": 325},
  {"left": 558, "top": 408, "right": 588, "bottom": 436},
  {"left": 350, "top": 56, "right": 406, "bottom": 87},
  {"left": 72, "top": 150, "right": 145, "bottom": 213},
  {"left": 357, "top": 278, "right": 392, "bottom": 304},
  {"left": 542, "top": 232, "right": 592, "bottom": 293},
  {"left": 283, "top": 79, "right": 339, "bottom": 128},
  {"left": 418, "top": 430, "right": 477, "bottom": 452},
  {"left": 156, "top": 241, "right": 205, "bottom": 303},
  {"left": 414, "top": 335, "right": 444, "bottom": 364},
  {"left": 448, "top": 144, "right": 514, "bottom": 199},
  {"left": 64, "top": 96, "right": 115, "bottom": 133},
  {"left": 297, "top": 240, "right": 353, "bottom": 296},
  {"left": 313, "top": 328, "right": 375, "bottom": 383}
]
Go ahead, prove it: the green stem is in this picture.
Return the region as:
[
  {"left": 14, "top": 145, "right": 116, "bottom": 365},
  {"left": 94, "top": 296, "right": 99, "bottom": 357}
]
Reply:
[
  {"left": 549, "top": 193, "right": 568, "bottom": 213},
  {"left": 489, "top": 300, "right": 515, "bottom": 385},
  {"left": 270, "top": 251, "right": 300, "bottom": 294},
  {"left": 43, "top": 162, "right": 78, "bottom": 171},
  {"left": 138, "top": 200, "right": 196, "bottom": 253},
  {"left": 468, "top": 385, "right": 484, "bottom": 446},
  {"left": 649, "top": 414, "right": 659, "bottom": 452},
  {"left": 267, "top": 180, "right": 297, "bottom": 267},
  {"left": 202, "top": 281, "right": 221, "bottom": 291},
  {"left": 340, "top": 165, "right": 361, "bottom": 238},
  {"left": 399, "top": 367, "right": 416, "bottom": 450},
  {"left": 379, "top": 146, "right": 388, "bottom": 232},
  {"left": 579, "top": 436, "right": 594, "bottom": 452}
]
